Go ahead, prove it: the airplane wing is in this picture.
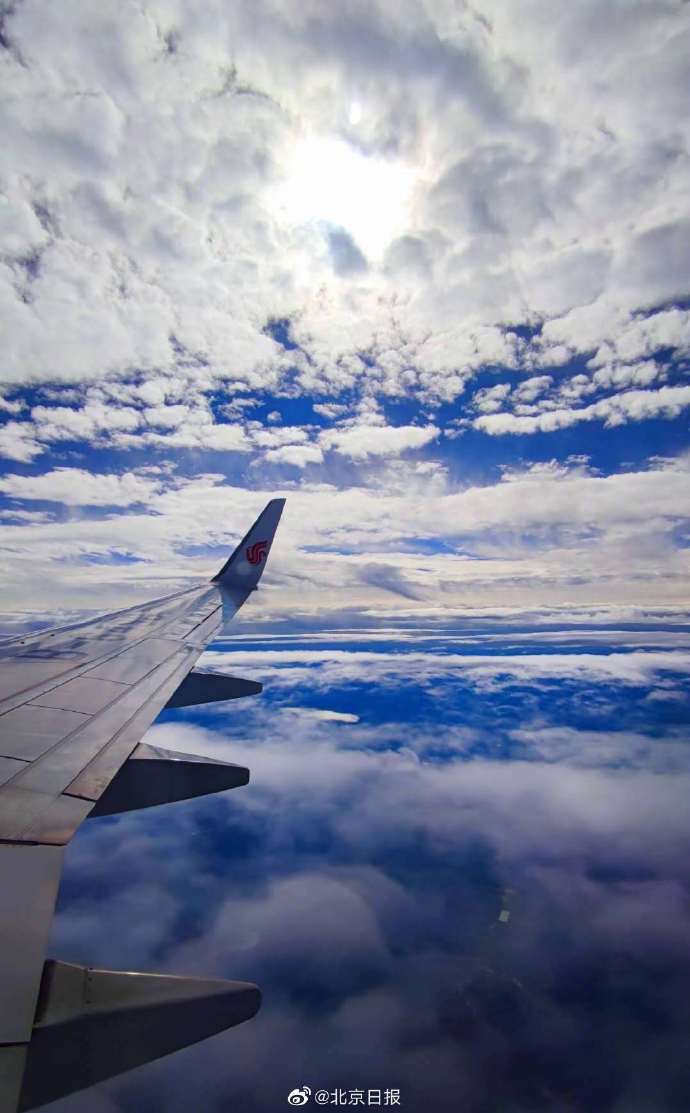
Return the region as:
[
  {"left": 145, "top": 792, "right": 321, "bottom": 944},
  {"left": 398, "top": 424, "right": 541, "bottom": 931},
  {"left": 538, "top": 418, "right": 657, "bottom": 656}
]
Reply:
[{"left": 0, "top": 498, "right": 285, "bottom": 1111}]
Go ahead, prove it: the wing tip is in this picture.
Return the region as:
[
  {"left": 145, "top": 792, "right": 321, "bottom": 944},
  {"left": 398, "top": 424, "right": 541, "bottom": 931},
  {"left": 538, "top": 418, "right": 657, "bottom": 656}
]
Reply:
[{"left": 211, "top": 497, "right": 286, "bottom": 586}]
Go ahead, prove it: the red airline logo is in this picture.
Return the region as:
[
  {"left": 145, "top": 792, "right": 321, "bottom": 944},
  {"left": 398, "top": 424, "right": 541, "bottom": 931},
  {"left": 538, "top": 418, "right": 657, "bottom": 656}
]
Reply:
[{"left": 246, "top": 539, "right": 269, "bottom": 565}]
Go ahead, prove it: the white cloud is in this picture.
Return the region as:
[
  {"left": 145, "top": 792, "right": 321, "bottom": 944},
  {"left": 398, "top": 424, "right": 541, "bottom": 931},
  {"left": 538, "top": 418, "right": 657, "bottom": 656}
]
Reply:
[
  {"left": 472, "top": 382, "right": 511, "bottom": 413},
  {"left": 475, "top": 384, "right": 690, "bottom": 435},
  {"left": 249, "top": 425, "right": 310, "bottom": 448},
  {"left": 321, "top": 423, "right": 440, "bottom": 460},
  {"left": 118, "top": 419, "right": 251, "bottom": 453},
  {"left": 0, "top": 467, "right": 163, "bottom": 507},
  {"left": 282, "top": 707, "right": 360, "bottom": 723},
  {"left": 0, "top": 456, "right": 688, "bottom": 614},
  {"left": 0, "top": 508, "right": 54, "bottom": 523},
  {"left": 513, "top": 375, "right": 553, "bottom": 403},
  {"left": 0, "top": 421, "right": 43, "bottom": 461},
  {"left": 30, "top": 402, "right": 141, "bottom": 442},
  {"left": 264, "top": 444, "right": 323, "bottom": 468},
  {"left": 509, "top": 725, "right": 690, "bottom": 774},
  {"left": 0, "top": 0, "right": 687, "bottom": 404},
  {"left": 200, "top": 646, "right": 690, "bottom": 694}
]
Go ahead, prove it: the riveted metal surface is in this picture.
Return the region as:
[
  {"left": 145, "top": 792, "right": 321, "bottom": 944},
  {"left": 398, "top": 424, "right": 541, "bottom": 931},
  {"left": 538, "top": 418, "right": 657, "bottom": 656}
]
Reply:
[
  {"left": 85, "top": 638, "right": 179, "bottom": 685},
  {"left": 0, "top": 500, "right": 283, "bottom": 1111},
  {"left": 0, "top": 587, "right": 217, "bottom": 720},
  {"left": 0, "top": 706, "right": 89, "bottom": 762},
  {"left": 0, "top": 755, "right": 28, "bottom": 787},
  {"left": 20, "top": 794, "right": 96, "bottom": 846},
  {"left": 65, "top": 645, "right": 199, "bottom": 802},
  {"left": 155, "top": 590, "right": 221, "bottom": 640},
  {"left": 181, "top": 608, "right": 223, "bottom": 648},
  {"left": 165, "top": 669, "right": 262, "bottom": 708},
  {"left": 0, "top": 1046, "right": 27, "bottom": 1113},
  {"left": 0, "top": 844, "right": 65, "bottom": 1043},
  {"left": 0, "top": 644, "right": 202, "bottom": 842},
  {"left": 32, "top": 677, "right": 127, "bottom": 716},
  {"left": 0, "top": 658, "right": 81, "bottom": 704}
]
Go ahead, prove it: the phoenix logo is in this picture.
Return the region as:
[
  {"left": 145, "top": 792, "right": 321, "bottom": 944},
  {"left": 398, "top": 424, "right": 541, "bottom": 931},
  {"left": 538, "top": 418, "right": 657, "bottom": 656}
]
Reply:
[{"left": 246, "top": 539, "right": 269, "bottom": 565}]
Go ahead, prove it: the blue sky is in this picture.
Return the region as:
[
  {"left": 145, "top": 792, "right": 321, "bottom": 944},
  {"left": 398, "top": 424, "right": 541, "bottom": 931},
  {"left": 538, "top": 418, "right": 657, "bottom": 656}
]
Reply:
[
  {"left": 0, "top": 0, "right": 689, "bottom": 623},
  {"left": 2, "top": 1, "right": 690, "bottom": 1110}
]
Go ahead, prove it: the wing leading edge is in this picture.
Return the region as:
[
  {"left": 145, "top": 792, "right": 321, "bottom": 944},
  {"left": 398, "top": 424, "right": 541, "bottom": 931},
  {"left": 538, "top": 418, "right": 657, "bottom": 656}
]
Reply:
[{"left": 0, "top": 498, "right": 285, "bottom": 1111}]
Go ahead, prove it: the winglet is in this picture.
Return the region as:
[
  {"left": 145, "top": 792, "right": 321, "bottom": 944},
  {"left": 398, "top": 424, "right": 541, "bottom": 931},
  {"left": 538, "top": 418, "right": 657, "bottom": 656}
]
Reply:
[{"left": 212, "top": 498, "right": 285, "bottom": 618}]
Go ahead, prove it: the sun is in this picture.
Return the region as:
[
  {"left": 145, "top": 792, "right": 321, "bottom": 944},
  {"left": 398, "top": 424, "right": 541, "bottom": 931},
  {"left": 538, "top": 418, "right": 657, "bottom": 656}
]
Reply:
[{"left": 275, "top": 132, "right": 416, "bottom": 262}]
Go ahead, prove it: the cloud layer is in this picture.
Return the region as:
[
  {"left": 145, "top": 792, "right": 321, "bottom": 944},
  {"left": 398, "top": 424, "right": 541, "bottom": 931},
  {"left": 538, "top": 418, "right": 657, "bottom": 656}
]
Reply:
[
  {"left": 46, "top": 626, "right": 690, "bottom": 1112},
  {"left": 1, "top": 0, "right": 688, "bottom": 421}
]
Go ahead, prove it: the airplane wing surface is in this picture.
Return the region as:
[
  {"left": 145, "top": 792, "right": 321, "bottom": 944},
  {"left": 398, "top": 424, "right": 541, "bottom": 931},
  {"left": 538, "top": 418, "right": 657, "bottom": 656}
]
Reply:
[{"left": 0, "top": 498, "right": 285, "bottom": 1111}]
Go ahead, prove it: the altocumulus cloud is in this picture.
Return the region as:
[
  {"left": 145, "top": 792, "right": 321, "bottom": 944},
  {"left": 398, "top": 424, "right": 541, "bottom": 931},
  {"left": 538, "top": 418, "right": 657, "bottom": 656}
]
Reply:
[{"left": 0, "top": 0, "right": 688, "bottom": 625}]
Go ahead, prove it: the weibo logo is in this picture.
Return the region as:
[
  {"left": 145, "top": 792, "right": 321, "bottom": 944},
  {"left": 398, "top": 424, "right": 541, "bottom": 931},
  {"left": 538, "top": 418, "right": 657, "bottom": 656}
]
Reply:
[{"left": 246, "top": 539, "right": 269, "bottom": 565}]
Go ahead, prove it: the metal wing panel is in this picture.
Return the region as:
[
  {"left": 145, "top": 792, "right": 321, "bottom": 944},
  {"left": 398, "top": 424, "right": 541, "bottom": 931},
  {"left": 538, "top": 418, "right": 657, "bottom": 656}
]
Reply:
[
  {"left": 0, "top": 588, "right": 211, "bottom": 717},
  {"left": 0, "top": 584, "right": 223, "bottom": 845},
  {"left": 0, "top": 498, "right": 287, "bottom": 1113},
  {"left": 0, "top": 706, "right": 90, "bottom": 762},
  {"left": 0, "top": 844, "right": 65, "bottom": 1043},
  {"left": 85, "top": 637, "right": 182, "bottom": 684},
  {"left": 0, "top": 755, "right": 27, "bottom": 787},
  {"left": 63, "top": 644, "right": 202, "bottom": 804},
  {"left": 32, "top": 677, "right": 128, "bottom": 715}
]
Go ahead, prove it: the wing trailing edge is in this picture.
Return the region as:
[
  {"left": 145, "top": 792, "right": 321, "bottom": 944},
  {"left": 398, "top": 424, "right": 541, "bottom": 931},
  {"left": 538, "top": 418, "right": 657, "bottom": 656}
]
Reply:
[
  {"left": 165, "top": 668, "right": 262, "bottom": 708},
  {"left": 89, "top": 742, "right": 249, "bottom": 816},
  {"left": 19, "top": 961, "right": 260, "bottom": 1111}
]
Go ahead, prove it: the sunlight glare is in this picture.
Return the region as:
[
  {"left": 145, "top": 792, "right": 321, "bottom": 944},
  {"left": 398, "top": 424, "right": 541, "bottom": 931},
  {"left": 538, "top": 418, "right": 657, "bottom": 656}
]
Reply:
[{"left": 277, "top": 134, "right": 416, "bottom": 262}]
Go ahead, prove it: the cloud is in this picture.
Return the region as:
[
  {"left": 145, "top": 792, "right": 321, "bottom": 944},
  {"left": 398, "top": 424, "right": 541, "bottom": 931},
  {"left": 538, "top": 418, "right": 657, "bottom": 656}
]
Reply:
[
  {"left": 30, "top": 402, "right": 141, "bottom": 442},
  {"left": 0, "top": 453, "right": 688, "bottom": 614},
  {"left": 472, "top": 383, "right": 512, "bottom": 414},
  {"left": 199, "top": 646, "right": 690, "bottom": 696},
  {"left": 264, "top": 444, "right": 324, "bottom": 468},
  {"left": 46, "top": 626, "right": 690, "bottom": 1111},
  {"left": 512, "top": 375, "right": 552, "bottom": 403},
  {"left": 282, "top": 707, "right": 359, "bottom": 723},
  {"left": 0, "top": 467, "right": 163, "bottom": 507},
  {"left": 356, "top": 562, "right": 428, "bottom": 602},
  {"left": 326, "top": 227, "right": 368, "bottom": 276},
  {"left": 0, "top": 420, "right": 43, "bottom": 461},
  {"left": 474, "top": 384, "right": 690, "bottom": 435},
  {"left": 0, "top": 0, "right": 687, "bottom": 409},
  {"left": 321, "top": 423, "right": 439, "bottom": 460}
]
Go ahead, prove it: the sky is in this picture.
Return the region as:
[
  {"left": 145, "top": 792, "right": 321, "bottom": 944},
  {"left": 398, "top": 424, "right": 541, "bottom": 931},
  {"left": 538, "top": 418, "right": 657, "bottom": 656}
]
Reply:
[
  {"left": 1, "top": 0, "right": 690, "bottom": 1110},
  {"left": 0, "top": 0, "right": 689, "bottom": 620}
]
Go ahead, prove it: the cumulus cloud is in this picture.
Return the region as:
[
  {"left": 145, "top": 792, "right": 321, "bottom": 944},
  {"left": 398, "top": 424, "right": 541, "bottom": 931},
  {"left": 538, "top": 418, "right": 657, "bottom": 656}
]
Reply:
[
  {"left": 321, "top": 423, "right": 440, "bottom": 460},
  {"left": 0, "top": 0, "right": 689, "bottom": 621},
  {"left": 0, "top": 420, "right": 43, "bottom": 461},
  {"left": 472, "top": 383, "right": 511, "bottom": 414},
  {"left": 0, "top": 0, "right": 687, "bottom": 408},
  {"left": 475, "top": 384, "right": 690, "bottom": 435},
  {"left": 263, "top": 444, "right": 324, "bottom": 468},
  {"left": 0, "top": 467, "right": 163, "bottom": 506}
]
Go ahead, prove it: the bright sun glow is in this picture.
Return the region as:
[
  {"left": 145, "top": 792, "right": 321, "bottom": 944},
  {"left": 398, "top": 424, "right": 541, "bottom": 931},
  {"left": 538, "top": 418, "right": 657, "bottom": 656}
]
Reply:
[{"left": 276, "top": 135, "right": 416, "bottom": 262}]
